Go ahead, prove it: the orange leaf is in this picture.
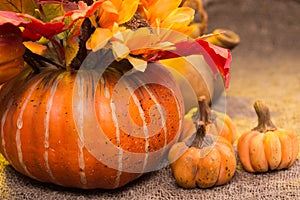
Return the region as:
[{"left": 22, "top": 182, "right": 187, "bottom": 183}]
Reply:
[{"left": 86, "top": 28, "right": 113, "bottom": 51}]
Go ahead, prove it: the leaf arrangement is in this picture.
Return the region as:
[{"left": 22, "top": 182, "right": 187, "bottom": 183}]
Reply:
[{"left": 0, "top": 0, "right": 232, "bottom": 86}]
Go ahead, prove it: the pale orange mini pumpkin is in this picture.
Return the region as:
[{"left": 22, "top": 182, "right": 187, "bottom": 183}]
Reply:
[
  {"left": 180, "top": 106, "right": 238, "bottom": 144},
  {"left": 168, "top": 97, "right": 236, "bottom": 188},
  {"left": 237, "top": 100, "right": 299, "bottom": 173}
]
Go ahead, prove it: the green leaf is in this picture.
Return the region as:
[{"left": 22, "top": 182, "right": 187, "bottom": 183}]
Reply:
[
  {"left": 0, "top": 0, "right": 38, "bottom": 16},
  {"left": 41, "top": 3, "right": 65, "bottom": 22}
]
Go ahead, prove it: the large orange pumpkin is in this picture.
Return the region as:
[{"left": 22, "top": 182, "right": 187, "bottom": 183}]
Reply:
[{"left": 0, "top": 59, "right": 184, "bottom": 189}]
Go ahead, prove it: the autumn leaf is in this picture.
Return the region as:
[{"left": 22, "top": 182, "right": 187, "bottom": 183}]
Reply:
[
  {"left": 0, "top": 11, "right": 66, "bottom": 41},
  {"left": 38, "top": 0, "right": 79, "bottom": 21},
  {"left": 38, "top": 0, "right": 78, "bottom": 12},
  {"left": 0, "top": 0, "right": 105, "bottom": 40},
  {"left": 23, "top": 41, "right": 47, "bottom": 55},
  {"left": 147, "top": 38, "right": 232, "bottom": 87},
  {"left": 65, "top": 20, "right": 83, "bottom": 69},
  {"left": 62, "top": 0, "right": 104, "bottom": 28},
  {"left": 0, "top": 0, "right": 38, "bottom": 16},
  {"left": 40, "top": 3, "right": 65, "bottom": 22}
]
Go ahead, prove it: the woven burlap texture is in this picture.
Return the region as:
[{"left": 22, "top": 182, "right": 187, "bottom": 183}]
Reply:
[{"left": 1, "top": 0, "right": 300, "bottom": 199}]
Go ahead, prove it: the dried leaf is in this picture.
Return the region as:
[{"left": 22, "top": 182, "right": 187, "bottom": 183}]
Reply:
[
  {"left": 111, "top": 41, "right": 130, "bottom": 61},
  {"left": 127, "top": 56, "right": 147, "bottom": 72}
]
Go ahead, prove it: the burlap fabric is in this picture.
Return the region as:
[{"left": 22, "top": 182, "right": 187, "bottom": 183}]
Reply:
[{"left": 1, "top": 0, "right": 300, "bottom": 199}]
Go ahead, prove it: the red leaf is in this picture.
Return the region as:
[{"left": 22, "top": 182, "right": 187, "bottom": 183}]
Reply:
[
  {"left": 147, "top": 38, "right": 232, "bottom": 88},
  {"left": 0, "top": 11, "right": 65, "bottom": 41},
  {"left": 62, "top": 0, "right": 104, "bottom": 29},
  {"left": 0, "top": 11, "right": 28, "bottom": 25},
  {"left": 0, "top": 0, "right": 104, "bottom": 41},
  {"left": 20, "top": 14, "right": 66, "bottom": 40}
]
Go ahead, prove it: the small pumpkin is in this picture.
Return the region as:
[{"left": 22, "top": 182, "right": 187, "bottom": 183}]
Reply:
[
  {"left": 160, "top": 55, "right": 221, "bottom": 110},
  {"left": 237, "top": 100, "right": 299, "bottom": 173},
  {"left": 180, "top": 106, "right": 238, "bottom": 144},
  {"left": 0, "top": 24, "right": 26, "bottom": 84},
  {"left": 168, "top": 96, "right": 236, "bottom": 188},
  {"left": 0, "top": 59, "right": 184, "bottom": 189},
  {"left": 205, "top": 29, "right": 240, "bottom": 50}
]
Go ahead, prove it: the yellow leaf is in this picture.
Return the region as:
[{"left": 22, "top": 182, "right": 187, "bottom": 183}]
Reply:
[
  {"left": 148, "top": 0, "right": 182, "bottom": 21},
  {"left": 118, "top": 0, "right": 139, "bottom": 24},
  {"left": 163, "top": 7, "right": 195, "bottom": 26},
  {"left": 122, "top": 28, "right": 157, "bottom": 50},
  {"left": 110, "top": 0, "right": 122, "bottom": 11},
  {"left": 111, "top": 41, "right": 130, "bottom": 61},
  {"left": 86, "top": 28, "right": 112, "bottom": 51},
  {"left": 127, "top": 56, "right": 148, "bottom": 72},
  {"left": 98, "top": 1, "right": 119, "bottom": 28},
  {"left": 65, "top": 39, "right": 79, "bottom": 68},
  {"left": 65, "top": 21, "right": 82, "bottom": 68},
  {"left": 23, "top": 41, "right": 47, "bottom": 55},
  {"left": 139, "top": 0, "right": 159, "bottom": 9},
  {"left": 158, "top": 28, "right": 188, "bottom": 44},
  {"left": 100, "top": 1, "right": 119, "bottom": 14}
]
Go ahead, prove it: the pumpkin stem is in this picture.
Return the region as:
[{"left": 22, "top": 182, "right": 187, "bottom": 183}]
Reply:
[
  {"left": 190, "top": 96, "right": 211, "bottom": 148},
  {"left": 199, "top": 96, "right": 211, "bottom": 125},
  {"left": 69, "top": 18, "right": 93, "bottom": 70},
  {"left": 191, "top": 121, "right": 206, "bottom": 147},
  {"left": 252, "top": 100, "right": 277, "bottom": 132}
]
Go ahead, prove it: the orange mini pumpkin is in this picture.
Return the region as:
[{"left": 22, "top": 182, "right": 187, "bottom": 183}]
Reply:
[
  {"left": 180, "top": 106, "right": 238, "bottom": 144},
  {"left": 237, "top": 100, "right": 299, "bottom": 173},
  {"left": 168, "top": 97, "right": 236, "bottom": 188}
]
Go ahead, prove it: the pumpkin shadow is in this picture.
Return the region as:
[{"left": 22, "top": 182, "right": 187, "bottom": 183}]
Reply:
[{"left": 2, "top": 163, "right": 159, "bottom": 198}]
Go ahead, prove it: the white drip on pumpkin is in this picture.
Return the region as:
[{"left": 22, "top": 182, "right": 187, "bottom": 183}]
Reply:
[
  {"left": 44, "top": 74, "right": 64, "bottom": 182},
  {"left": 1, "top": 98, "right": 15, "bottom": 164},
  {"left": 16, "top": 80, "right": 41, "bottom": 179},
  {"left": 101, "top": 77, "right": 110, "bottom": 99},
  {"left": 135, "top": 77, "right": 168, "bottom": 158},
  {"left": 125, "top": 83, "right": 149, "bottom": 173},
  {"left": 110, "top": 98, "right": 123, "bottom": 188},
  {"left": 75, "top": 72, "right": 88, "bottom": 186}
]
